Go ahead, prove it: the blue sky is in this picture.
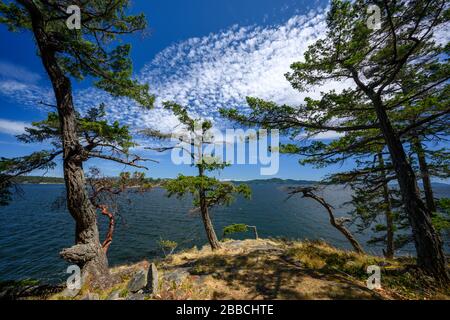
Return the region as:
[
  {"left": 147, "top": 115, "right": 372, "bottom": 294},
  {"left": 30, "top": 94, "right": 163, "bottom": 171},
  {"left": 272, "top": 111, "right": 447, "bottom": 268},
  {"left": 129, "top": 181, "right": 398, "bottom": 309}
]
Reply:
[{"left": 0, "top": 0, "right": 367, "bottom": 181}]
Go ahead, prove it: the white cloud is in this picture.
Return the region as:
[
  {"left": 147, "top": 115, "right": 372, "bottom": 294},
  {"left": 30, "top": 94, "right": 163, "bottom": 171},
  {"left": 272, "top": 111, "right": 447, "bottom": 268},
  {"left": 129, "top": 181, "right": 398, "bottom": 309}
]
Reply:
[
  {"left": 6, "top": 7, "right": 446, "bottom": 143},
  {"left": 139, "top": 9, "right": 332, "bottom": 117},
  {"left": 0, "top": 62, "right": 53, "bottom": 110},
  {"left": 0, "top": 9, "right": 349, "bottom": 141},
  {"left": 0, "top": 118, "right": 29, "bottom": 135},
  {"left": 0, "top": 61, "right": 41, "bottom": 84},
  {"left": 71, "top": 9, "right": 341, "bottom": 136},
  {"left": 0, "top": 79, "right": 53, "bottom": 108},
  {"left": 301, "top": 131, "right": 345, "bottom": 140}
]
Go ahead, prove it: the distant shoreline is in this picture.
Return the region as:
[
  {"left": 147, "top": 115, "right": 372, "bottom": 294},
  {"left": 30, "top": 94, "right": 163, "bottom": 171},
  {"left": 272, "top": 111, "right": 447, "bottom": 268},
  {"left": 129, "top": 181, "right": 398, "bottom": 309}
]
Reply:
[
  {"left": 12, "top": 176, "right": 450, "bottom": 187},
  {"left": 19, "top": 182, "right": 65, "bottom": 185}
]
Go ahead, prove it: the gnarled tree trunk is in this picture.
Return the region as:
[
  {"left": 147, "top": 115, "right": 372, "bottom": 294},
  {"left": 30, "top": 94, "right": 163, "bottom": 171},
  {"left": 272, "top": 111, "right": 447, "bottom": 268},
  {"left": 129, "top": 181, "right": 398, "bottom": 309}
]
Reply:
[
  {"left": 373, "top": 98, "right": 448, "bottom": 283},
  {"left": 23, "top": 1, "right": 109, "bottom": 287},
  {"left": 99, "top": 205, "right": 115, "bottom": 254},
  {"left": 289, "top": 187, "right": 365, "bottom": 254},
  {"left": 310, "top": 193, "right": 365, "bottom": 254}
]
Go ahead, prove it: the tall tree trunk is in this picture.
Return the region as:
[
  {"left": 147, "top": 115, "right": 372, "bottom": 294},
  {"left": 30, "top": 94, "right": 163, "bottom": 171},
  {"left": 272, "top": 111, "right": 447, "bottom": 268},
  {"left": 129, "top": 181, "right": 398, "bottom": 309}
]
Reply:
[
  {"left": 23, "top": 2, "right": 109, "bottom": 286},
  {"left": 412, "top": 135, "right": 436, "bottom": 213},
  {"left": 198, "top": 166, "right": 221, "bottom": 250},
  {"left": 373, "top": 98, "right": 448, "bottom": 282},
  {"left": 378, "top": 152, "right": 395, "bottom": 259}
]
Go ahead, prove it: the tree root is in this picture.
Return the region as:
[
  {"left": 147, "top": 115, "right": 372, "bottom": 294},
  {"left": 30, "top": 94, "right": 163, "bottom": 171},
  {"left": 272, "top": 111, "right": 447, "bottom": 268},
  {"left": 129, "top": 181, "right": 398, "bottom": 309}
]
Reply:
[{"left": 59, "top": 243, "right": 98, "bottom": 264}]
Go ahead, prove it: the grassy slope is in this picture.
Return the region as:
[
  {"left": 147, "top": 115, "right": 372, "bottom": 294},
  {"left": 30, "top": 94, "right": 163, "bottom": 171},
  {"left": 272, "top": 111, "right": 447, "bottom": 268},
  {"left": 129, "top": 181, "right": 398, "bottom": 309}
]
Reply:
[{"left": 45, "top": 239, "right": 450, "bottom": 300}]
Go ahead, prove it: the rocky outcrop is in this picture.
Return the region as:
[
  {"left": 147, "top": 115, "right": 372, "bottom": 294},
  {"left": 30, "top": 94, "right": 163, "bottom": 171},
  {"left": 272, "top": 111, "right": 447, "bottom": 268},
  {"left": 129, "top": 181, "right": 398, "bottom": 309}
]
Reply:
[
  {"left": 162, "top": 268, "right": 190, "bottom": 286},
  {"left": 146, "top": 263, "right": 159, "bottom": 294},
  {"left": 127, "top": 269, "right": 147, "bottom": 293}
]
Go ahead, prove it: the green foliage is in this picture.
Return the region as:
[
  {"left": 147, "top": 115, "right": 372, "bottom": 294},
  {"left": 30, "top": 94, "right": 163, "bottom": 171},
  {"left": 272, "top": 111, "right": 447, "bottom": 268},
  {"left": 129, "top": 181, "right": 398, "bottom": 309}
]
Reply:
[
  {"left": 158, "top": 238, "right": 178, "bottom": 256},
  {"left": 159, "top": 239, "right": 178, "bottom": 250},
  {"left": 165, "top": 175, "right": 251, "bottom": 209},
  {"left": 221, "top": 0, "right": 449, "bottom": 170},
  {"left": 0, "top": 105, "right": 145, "bottom": 205},
  {"left": 432, "top": 214, "right": 450, "bottom": 232},
  {"left": 86, "top": 167, "right": 154, "bottom": 214},
  {"left": 0, "top": 0, "right": 154, "bottom": 108},
  {"left": 18, "top": 104, "right": 135, "bottom": 152},
  {"left": 220, "top": 0, "right": 449, "bottom": 258},
  {"left": 0, "top": 151, "right": 59, "bottom": 177},
  {"left": 0, "top": 1, "right": 155, "bottom": 205},
  {"left": 223, "top": 224, "right": 248, "bottom": 236},
  {"left": 0, "top": 150, "right": 60, "bottom": 206},
  {"left": 147, "top": 102, "right": 252, "bottom": 227},
  {"left": 432, "top": 198, "right": 450, "bottom": 232}
]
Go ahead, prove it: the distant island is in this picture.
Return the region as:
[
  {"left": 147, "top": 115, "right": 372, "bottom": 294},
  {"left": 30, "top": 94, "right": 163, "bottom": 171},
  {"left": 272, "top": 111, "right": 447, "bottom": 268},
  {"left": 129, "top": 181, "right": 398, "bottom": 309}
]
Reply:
[
  {"left": 231, "top": 178, "right": 317, "bottom": 185},
  {"left": 12, "top": 176, "right": 65, "bottom": 184},
  {"left": 12, "top": 176, "right": 448, "bottom": 187},
  {"left": 12, "top": 176, "right": 319, "bottom": 186}
]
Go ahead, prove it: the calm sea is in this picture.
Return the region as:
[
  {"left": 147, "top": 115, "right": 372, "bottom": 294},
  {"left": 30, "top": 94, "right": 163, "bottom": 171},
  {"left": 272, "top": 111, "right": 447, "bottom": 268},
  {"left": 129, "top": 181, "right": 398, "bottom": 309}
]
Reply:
[{"left": 0, "top": 182, "right": 449, "bottom": 283}]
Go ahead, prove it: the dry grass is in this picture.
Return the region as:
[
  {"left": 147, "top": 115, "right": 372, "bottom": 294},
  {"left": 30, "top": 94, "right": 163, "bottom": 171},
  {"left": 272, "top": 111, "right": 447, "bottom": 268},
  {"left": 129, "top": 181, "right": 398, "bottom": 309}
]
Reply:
[{"left": 47, "top": 239, "right": 450, "bottom": 300}]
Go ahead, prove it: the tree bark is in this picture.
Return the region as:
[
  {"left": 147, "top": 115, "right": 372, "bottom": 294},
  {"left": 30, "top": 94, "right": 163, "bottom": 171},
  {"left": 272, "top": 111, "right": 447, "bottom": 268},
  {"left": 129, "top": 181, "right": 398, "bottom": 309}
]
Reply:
[
  {"left": 99, "top": 205, "right": 115, "bottom": 254},
  {"left": 317, "top": 196, "right": 365, "bottom": 254},
  {"left": 378, "top": 152, "right": 395, "bottom": 259},
  {"left": 297, "top": 189, "right": 365, "bottom": 254},
  {"left": 198, "top": 166, "right": 221, "bottom": 250},
  {"left": 22, "top": 1, "right": 109, "bottom": 286},
  {"left": 372, "top": 97, "right": 448, "bottom": 282},
  {"left": 412, "top": 135, "right": 436, "bottom": 213}
]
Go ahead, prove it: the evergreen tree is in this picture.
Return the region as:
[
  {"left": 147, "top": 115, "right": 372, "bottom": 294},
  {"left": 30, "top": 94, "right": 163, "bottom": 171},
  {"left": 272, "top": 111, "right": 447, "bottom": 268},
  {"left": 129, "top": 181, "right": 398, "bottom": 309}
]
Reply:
[
  {"left": 0, "top": 105, "right": 149, "bottom": 287},
  {"left": 0, "top": 0, "right": 154, "bottom": 286},
  {"left": 221, "top": 0, "right": 449, "bottom": 281},
  {"left": 143, "top": 102, "right": 251, "bottom": 250}
]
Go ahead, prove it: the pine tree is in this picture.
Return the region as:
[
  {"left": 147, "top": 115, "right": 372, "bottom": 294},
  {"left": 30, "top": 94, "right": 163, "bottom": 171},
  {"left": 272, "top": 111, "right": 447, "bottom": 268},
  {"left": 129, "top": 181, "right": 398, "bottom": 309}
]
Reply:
[
  {"left": 221, "top": 0, "right": 449, "bottom": 282},
  {"left": 0, "top": 105, "right": 149, "bottom": 288},
  {"left": 143, "top": 102, "right": 251, "bottom": 250},
  {"left": 0, "top": 0, "right": 154, "bottom": 286}
]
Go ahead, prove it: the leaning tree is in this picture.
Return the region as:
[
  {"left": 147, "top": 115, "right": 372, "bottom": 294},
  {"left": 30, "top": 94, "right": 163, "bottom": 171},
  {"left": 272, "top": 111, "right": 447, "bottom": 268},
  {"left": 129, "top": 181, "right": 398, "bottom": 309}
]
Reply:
[
  {"left": 285, "top": 0, "right": 449, "bottom": 281},
  {"left": 221, "top": 0, "right": 449, "bottom": 282}
]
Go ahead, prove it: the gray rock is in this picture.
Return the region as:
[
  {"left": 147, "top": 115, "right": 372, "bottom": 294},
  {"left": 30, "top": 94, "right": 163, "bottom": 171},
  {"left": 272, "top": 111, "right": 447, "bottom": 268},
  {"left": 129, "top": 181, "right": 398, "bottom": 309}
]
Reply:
[
  {"left": 163, "top": 268, "right": 190, "bottom": 286},
  {"left": 127, "top": 292, "right": 145, "bottom": 300},
  {"left": 127, "top": 269, "right": 147, "bottom": 293},
  {"left": 146, "top": 263, "right": 159, "bottom": 294},
  {"left": 106, "top": 289, "right": 121, "bottom": 300},
  {"left": 81, "top": 293, "right": 100, "bottom": 300}
]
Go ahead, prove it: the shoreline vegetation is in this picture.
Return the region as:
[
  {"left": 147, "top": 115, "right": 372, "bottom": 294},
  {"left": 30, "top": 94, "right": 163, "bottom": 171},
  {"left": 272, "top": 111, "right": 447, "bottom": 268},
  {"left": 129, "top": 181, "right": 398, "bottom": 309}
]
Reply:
[{"left": 2, "top": 238, "right": 449, "bottom": 300}]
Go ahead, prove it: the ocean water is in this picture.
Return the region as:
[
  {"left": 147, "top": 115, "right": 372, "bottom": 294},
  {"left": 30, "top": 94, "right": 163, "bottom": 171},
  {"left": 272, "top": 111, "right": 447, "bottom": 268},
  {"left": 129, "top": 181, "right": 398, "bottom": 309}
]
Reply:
[{"left": 0, "top": 183, "right": 449, "bottom": 283}]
